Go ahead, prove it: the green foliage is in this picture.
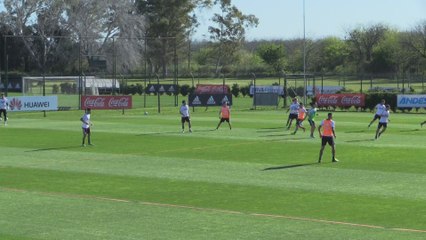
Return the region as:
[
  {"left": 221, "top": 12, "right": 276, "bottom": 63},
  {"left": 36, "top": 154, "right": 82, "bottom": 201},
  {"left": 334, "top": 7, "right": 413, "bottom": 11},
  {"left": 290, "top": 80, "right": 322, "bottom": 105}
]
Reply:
[
  {"left": 257, "top": 43, "right": 286, "bottom": 73},
  {"left": 231, "top": 83, "right": 240, "bottom": 97},
  {"left": 180, "top": 84, "right": 191, "bottom": 96}
]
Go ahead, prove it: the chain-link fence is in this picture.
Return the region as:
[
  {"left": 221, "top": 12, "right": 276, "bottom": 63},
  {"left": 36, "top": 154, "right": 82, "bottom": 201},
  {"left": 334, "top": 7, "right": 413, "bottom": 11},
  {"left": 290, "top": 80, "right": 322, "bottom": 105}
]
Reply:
[{"left": 1, "top": 35, "right": 425, "bottom": 111}]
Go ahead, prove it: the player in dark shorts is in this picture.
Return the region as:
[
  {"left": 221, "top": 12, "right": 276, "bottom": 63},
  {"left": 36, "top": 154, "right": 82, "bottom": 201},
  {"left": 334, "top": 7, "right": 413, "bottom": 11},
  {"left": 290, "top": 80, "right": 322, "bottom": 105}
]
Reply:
[
  {"left": 180, "top": 100, "right": 192, "bottom": 133},
  {"left": 318, "top": 113, "right": 338, "bottom": 163}
]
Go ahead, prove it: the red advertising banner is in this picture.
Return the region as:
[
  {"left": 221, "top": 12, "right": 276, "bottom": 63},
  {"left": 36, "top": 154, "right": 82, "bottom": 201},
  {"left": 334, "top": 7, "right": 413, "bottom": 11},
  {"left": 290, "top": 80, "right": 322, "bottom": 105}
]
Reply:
[
  {"left": 315, "top": 94, "right": 365, "bottom": 107},
  {"left": 81, "top": 96, "right": 132, "bottom": 109},
  {"left": 195, "top": 84, "right": 230, "bottom": 94}
]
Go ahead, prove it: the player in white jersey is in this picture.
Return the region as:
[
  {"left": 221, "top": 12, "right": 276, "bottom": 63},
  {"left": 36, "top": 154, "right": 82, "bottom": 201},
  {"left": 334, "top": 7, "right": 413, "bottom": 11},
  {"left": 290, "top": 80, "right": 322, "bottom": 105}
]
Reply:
[
  {"left": 0, "top": 93, "right": 9, "bottom": 125},
  {"left": 368, "top": 99, "right": 386, "bottom": 128},
  {"left": 80, "top": 108, "right": 93, "bottom": 146},
  {"left": 375, "top": 104, "right": 390, "bottom": 139},
  {"left": 286, "top": 98, "right": 299, "bottom": 130},
  {"left": 180, "top": 100, "right": 192, "bottom": 133}
]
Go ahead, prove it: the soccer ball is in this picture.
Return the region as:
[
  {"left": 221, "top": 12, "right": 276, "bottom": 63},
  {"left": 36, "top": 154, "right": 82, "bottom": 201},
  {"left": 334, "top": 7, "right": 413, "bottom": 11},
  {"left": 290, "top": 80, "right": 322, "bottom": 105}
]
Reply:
[{"left": 144, "top": 111, "right": 148, "bottom": 115}]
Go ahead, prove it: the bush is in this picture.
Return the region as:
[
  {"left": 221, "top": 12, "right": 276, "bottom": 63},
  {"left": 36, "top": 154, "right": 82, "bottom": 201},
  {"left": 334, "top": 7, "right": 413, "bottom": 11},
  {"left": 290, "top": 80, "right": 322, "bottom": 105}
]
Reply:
[
  {"left": 240, "top": 85, "right": 250, "bottom": 97},
  {"left": 231, "top": 83, "right": 240, "bottom": 97},
  {"left": 180, "top": 84, "right": 191, "bottom": 96}
]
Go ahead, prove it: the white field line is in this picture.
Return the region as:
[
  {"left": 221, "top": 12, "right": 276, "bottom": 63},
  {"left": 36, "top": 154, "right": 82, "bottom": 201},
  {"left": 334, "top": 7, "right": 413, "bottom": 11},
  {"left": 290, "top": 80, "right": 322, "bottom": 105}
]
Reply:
[{"left": 1, "top": 186, "right": 425, "bottom": 234}]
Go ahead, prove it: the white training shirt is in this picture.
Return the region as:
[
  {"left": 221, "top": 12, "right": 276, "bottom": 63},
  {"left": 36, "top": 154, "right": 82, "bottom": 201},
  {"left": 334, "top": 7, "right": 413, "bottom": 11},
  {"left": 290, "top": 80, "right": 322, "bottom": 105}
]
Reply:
[
  {"left": 81, "top": 113, "right": 91, "bottom": 129},
  {"left": 375, "top": 103, "right": 386, "bottom": 115},
  {"left": 0, "top": 97, "right": 8, "bottom": 110},
  {"left": 379, "top": 110, "right": 390, "bottom": 123},
  {"left": 289, "top": 103, "right": 299, "bottom": 114},
  {"left": 180, "top": 104, "right": 190, "bottom": 117}
]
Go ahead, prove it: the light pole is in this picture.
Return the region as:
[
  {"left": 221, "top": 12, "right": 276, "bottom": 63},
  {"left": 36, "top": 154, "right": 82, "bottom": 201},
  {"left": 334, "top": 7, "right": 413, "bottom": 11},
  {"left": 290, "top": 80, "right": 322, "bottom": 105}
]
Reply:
[{"left": 303, "top": 0, "right": 307, "bottom": 104}]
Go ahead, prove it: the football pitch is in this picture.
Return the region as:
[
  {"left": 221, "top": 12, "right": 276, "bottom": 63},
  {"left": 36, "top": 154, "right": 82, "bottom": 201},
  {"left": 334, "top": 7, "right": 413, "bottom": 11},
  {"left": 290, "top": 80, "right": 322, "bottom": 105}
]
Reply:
[{"left": 0, "top": 106, "right": 426, "bottom": 239}]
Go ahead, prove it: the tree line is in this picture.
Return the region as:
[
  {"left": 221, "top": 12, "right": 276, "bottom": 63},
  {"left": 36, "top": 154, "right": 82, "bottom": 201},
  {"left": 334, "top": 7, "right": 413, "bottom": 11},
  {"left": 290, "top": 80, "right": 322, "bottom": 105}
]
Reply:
[{"left": 0, "top": 1, "right": 424, "bottom": 78}]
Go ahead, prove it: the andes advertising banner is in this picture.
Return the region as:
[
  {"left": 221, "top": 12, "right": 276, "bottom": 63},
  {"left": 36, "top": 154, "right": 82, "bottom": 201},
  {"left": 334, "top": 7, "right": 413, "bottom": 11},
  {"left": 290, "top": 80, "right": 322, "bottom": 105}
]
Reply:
[
  {"left": 81, "top": 96, "right": 132, "bottom": 109},
  {"left": 188, "top": 94, "right": 232, "bottom": 106},
  {"left": 146, "top": 84, "right": 178, "bottom": 94},
  {"left": 397, "top": 95, "right": 426, "bottom": 108},
  {"left": 315, "top": 94, "right": 365, "bottom": 107},
  {"left": 8, "top": 96, "right": 58, "bottom": 111}
]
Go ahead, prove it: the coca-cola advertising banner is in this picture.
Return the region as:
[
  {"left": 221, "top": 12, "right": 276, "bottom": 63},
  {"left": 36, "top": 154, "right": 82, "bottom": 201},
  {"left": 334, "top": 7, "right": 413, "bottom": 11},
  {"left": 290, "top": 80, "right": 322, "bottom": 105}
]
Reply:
[
  {"left": 81, "top": 96, "right": 132, "bottom": 109},
  {"left": 195, "top": 84, "right": 230, "bottom": 94},
  {"left": 316, "top": 94, "right": 365, "bottom": 107}
]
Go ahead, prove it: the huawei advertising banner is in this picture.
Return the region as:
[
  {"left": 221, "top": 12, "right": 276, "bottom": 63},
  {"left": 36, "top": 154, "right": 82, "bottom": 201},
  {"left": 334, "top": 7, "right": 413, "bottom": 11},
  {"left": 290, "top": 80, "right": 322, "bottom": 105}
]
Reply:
[
  {"left": 81, "top": 96, "right": 132, "bottom": 109},
  {"left": 397, "top": 95, "right": 426, "bottom": 108},
  {"left": 316, "top": 94, "right": 365, "bottom": 107},
  {"left": 9, "top": 96, "right": 58, "bottom": 111}
]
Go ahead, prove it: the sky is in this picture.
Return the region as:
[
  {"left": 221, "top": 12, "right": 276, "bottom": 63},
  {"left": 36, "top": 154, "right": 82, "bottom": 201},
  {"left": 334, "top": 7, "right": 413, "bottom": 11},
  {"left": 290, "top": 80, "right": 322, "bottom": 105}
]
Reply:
[
  {"left": 1, "top": 1, "right": 424, "bottom": 41},
  {"left": 193, "top": 0, "right": 426, "bottom": 40}
]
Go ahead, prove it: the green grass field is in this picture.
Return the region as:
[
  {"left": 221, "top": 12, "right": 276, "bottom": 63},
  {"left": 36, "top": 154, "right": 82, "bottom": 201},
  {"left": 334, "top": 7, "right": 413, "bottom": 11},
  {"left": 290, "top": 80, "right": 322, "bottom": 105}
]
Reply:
[{"left": 1, "top": 104, "right": 426, "bottom": 239}]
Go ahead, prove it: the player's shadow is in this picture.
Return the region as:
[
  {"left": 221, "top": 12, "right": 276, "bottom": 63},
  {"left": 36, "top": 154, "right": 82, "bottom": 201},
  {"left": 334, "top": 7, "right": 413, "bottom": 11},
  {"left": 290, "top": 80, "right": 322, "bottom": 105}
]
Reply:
[
  {"left": 345, "top": 139, "right": 375, "bottom": 143},
  {"left": 399, "top": 129, "right": 420, "bottom": 133},
  {"left": 136, "top": 129, "right": 215, "bottom": 136},
  {"left": 257, "top": 127, "right": 285, "bottom": 132},
  {"left": 26, "top": 146, "right": 82, "bottom": 152},
  {"left": 345, "top": 130, "right": 367, "bottom": 133},
  {"left": 262, "top": 162, "right": 318, "bottom": 171}
]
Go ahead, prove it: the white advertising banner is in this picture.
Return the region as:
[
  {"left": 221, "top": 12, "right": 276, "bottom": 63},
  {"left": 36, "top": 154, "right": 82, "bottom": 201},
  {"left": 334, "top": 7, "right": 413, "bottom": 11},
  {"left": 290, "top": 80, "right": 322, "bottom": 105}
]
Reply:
[
  {"left": 250, "top": 85, "right": 284, "bottom": 95},
  {"left": 397, "top": 95, "right": 426, "bottom": 108},
  {"left": 9, "top": 96, "right": 58, "bottom": 111},
  {"left": 307, "top": 86, "right": 344, "bottom": 96}
]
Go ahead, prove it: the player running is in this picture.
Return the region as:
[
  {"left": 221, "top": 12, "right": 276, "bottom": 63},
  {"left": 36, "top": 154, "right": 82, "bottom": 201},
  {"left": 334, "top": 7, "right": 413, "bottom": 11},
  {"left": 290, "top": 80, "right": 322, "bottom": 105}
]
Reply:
[
  {"left": 292, "top": 102, "right": 307, "bottom": 135},
  {"left": 286, "top": 98, "right": 299, "bottom": 130},
  {"left": 307, "top": 102, "right": 318, "bottom": 138},
  {"left": 318, "top": 112, "right": 338, "bottom": 163},
  {"left": 375, "top": 104, "right": 390, "bottom": 139},
  {"left": 368, "top": 99, "right": 386, "bottom": 128},
  {"left": 216, "top": 101, "right": 231, "bottom": 130},
  {"left": 180, "top": 100, "right": 192, "bottom": 133}
]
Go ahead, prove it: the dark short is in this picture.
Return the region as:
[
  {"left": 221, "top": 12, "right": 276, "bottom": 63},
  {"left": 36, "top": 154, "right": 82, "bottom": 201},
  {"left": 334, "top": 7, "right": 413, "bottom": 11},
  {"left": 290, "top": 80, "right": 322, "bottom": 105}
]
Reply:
[
  {"left": 181, "top": 116, "right": 190, "bottom": 123},
  {"left": 220, "top": 118, "right": 230, "bottom": 123},
  {"left": 288, "top": 113, "right": 298, "bottom": 120},
  {"left": 373, "top": 114, "right": 381, "bottom": 120},
  {"left": 82, "top": 127, "right": 91, "bottom": 134},
  {"left": 0, "top": 109, "right": 6, "bottom": 117},
  {"left": 296, "top": 118, "right": 304, "bottom": 126},
  {"left": 321, "top": 136, "right": 334, "bottom": 146},
  {"left": 377, "top": 122, "right": 387, "bottom": 128},
  {"left": 308, "top": 119, "right": 315, "bottom": 127}
]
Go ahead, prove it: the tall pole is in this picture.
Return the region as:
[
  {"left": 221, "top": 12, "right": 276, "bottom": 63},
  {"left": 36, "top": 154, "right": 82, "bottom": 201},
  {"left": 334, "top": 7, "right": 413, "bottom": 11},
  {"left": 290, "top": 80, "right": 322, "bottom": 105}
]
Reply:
[{"left": 303, "top": 0, "right": 307, "bottom": 104}]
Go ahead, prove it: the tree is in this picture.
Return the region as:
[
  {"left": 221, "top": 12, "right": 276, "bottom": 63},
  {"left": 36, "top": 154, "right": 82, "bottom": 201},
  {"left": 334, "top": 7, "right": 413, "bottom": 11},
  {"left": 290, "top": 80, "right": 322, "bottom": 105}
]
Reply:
[
  {"left": 137, "top": 0, "right": 211, "bottom": 77},
  {"left": 257, "top": 43, "right": 286, "bottom": 74},
  {"left": 401, "top": 21, "right": 426, "bottom": 74},
  {"left": 1, "top": 0, "right": 145, "bottom": 75},
  {"left": 208, "top": 0, "right": 258, "bottom": 76},
  {"left": 346, "top": 24, "right": 388, "bottom": 73},
  {"left": 64, "top": 0, "right": 145, "bottom": 74}
]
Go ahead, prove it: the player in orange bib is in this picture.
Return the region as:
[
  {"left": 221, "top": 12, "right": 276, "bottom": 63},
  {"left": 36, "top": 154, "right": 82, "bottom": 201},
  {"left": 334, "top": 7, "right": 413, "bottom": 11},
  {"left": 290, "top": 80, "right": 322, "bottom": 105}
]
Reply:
[
  {"left": 292, "top": 102, "right": 307, "bottom": 135},
  {"left": 318, "top": 112, "right": 338, "bottom": 163},
  {"left": 216, "top": 101, "right": 231, "bottom": 130}
]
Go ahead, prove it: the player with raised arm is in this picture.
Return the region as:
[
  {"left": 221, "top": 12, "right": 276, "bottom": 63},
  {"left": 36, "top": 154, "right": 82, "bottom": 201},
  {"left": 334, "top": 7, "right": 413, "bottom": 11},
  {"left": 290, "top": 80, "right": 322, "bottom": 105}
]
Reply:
[
  {"left": 292, "top": 102, "right": 307, "bottom": 135},
  {"left": 368, "top": 99, "right": 386, "bottom": 128},
  {"left": 286, "top": 98, "right": 299, "bottom": 130},
  {"left": 318, "top": 113, "right": 338, "bottom": 163}
]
